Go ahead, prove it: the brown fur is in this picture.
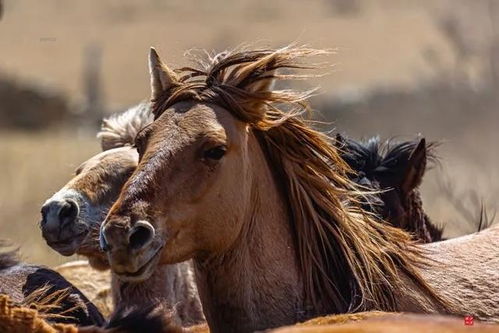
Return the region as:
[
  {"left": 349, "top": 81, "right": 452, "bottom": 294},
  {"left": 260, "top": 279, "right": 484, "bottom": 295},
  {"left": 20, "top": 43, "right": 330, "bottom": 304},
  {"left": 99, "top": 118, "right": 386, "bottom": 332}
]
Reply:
[
  {"left": 0, "top": 245, "right": 104, "bottom": 326},
  {"left": 102, "top": 46, "right": 499, "bottom": 332},
  {"left": 55, "top": 261, "right": 113, "bottom": 317},
  {"left": 271, "top": 312, "right": 499, "bottom": 333}
]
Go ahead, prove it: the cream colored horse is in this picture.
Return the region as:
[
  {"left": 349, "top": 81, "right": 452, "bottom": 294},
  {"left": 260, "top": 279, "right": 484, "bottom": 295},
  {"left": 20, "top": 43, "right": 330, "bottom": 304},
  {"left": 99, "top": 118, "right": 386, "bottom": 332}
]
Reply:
[{"left": 41, "top": 104, "right": 204, "bottom": 326}]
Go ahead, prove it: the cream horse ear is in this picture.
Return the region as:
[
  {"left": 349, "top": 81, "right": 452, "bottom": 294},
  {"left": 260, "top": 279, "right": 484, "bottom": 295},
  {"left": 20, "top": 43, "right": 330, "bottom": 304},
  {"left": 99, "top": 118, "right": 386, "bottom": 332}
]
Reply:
[{"left": 148, "top": 47, "right": 178, "bottom": 101}]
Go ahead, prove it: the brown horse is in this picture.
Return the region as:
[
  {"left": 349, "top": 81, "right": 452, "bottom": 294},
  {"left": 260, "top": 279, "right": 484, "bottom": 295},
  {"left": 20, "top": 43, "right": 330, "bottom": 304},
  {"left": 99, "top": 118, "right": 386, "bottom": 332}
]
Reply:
[
  {"left": 100, "top": 47, "right": 499, "bottom": 332},
  {"left": 335, "top": 135, "right": 444, "bottom": 242},
  {"left": 40, "top": 104, "right": 205, "bottom": 326},
  {"left": 270, "top": 312, "right": 499, "bottom": 333},
  {"left": 0, "top": 243, "right": 105, "bottom": 326}
]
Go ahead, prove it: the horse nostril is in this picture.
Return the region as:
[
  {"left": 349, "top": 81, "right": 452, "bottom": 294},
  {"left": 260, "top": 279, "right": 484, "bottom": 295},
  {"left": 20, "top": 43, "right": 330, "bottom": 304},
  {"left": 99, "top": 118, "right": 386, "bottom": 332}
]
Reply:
[
  {"left": 58, "top": 200, "right": 79, "bottom": 227},
  {"left": 128, "top": 221, "right": 155, "bottom": 250},
  {"left": 40, "top": 199, "right": 79, "bottom": 229}
]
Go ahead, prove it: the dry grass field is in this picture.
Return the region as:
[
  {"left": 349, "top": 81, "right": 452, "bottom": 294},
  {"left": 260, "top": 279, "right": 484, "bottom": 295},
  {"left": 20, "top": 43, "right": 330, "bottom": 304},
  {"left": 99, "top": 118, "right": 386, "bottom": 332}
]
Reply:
[{"left": 0, "top": 0, "right": 498, "bottom": 266}]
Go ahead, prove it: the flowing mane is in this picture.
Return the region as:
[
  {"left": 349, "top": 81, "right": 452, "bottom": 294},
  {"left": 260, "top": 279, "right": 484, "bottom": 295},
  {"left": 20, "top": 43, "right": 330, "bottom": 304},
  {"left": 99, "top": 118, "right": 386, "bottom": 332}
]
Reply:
[
  {"left": 150, "top": 46, "right": 449, "bottom": 314},
  {"left": 97, "top": 102, "right": 153, "bottom": 151}
]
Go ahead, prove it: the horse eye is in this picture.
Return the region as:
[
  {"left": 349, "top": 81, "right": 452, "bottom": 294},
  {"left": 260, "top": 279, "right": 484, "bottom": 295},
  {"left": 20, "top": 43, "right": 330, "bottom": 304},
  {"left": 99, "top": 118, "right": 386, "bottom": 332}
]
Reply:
[
  {"left": 384, "top": 158, "right": 398, "bottom": 168},
  {"left": 203, "top": 146, "right": 226, "bottom": 161}
]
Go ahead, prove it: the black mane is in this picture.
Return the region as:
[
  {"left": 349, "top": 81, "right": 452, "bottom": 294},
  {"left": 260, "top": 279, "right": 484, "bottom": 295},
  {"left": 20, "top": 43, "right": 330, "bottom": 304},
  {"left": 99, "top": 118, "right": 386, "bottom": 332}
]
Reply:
[
  {"left": 336, "top": 135, "right": 444, "bottom": 243},
  {"left": 338, "top": 136, "right": 437, "bottom": 178}
]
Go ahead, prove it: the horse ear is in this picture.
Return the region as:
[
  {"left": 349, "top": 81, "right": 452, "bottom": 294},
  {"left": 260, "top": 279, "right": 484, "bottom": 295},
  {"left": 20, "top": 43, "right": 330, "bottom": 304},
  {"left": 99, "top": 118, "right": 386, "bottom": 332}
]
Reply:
[
  {"left": 148, "top": 47, "right": 178, "bottom": 101},
  {"left": 401, "top": 138, "right": 427, "bottom": 195}
]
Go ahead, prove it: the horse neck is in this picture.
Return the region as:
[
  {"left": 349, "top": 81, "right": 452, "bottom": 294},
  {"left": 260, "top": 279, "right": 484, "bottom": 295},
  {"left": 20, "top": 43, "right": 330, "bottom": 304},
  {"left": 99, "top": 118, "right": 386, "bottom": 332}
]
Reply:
[
  {"left": 193, "top": 132, "right": 304, "bottom": 333},
  {"left": 405, "top": 190, "right": 436, "bottom": 242},
  {"left": 111, "top": 262, "right": 204, "bottom": 326}
]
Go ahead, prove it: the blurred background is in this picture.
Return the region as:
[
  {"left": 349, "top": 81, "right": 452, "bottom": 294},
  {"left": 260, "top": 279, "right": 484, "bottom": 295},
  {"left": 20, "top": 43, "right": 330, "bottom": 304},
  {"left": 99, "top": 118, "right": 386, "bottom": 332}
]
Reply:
[{"left": 0, "top": 0, "right": 497, "bottom": 266}]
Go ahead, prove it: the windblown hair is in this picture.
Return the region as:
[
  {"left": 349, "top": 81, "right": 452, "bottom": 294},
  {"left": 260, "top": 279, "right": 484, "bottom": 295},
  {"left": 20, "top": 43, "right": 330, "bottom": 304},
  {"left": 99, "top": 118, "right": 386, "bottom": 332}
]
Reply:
[
  {"left": 337, "top": 136, "right": 438, "bottom": 174},
  {"left": 151, "top": 46, "right": 450, "bottom": 314},
  {"left": 97, "top": 102, "right": 153, "bottom": 151},
  {"left": 337, "top": 136, "right": 444, "bottom": 242}
]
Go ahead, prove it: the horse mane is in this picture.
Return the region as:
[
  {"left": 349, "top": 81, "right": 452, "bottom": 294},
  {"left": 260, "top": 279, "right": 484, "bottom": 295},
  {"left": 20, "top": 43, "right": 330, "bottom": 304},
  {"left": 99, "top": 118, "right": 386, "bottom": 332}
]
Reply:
[
  {"left": 151, "top": 46, "right": 450, "bottom": 314},
  {"left": 337, "top": 136, "right": 444, "bottom": 242},
  {"left": 97, "top": 102, "right": 153, "bottom": 151},
  {"left": 337, "top": 136, "right": 438, "bottom": 174}
]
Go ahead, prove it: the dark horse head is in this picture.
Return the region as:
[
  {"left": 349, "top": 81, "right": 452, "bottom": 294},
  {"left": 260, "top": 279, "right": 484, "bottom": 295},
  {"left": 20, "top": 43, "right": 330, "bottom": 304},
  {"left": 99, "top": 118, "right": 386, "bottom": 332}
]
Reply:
[
  {"left": 336, "top": 135, "right": 443, "bottom": 243},
  {"left": 0, "top": 242, "right": 104, "bottom": 326}
]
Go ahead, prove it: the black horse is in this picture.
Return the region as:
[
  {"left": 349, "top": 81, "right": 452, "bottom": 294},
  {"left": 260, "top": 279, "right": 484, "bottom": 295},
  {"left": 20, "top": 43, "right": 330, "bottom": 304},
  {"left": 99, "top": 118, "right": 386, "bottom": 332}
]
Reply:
[{"left": 336, "top": 135, "right": 444, "bottom": 243}]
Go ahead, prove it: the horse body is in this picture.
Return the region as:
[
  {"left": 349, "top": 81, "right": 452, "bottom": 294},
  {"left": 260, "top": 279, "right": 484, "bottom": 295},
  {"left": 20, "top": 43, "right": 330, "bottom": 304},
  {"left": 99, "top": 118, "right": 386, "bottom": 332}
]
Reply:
[
  {"left": 100, "top": 47, "right": 499, "bottom": 332},
  {"left": 55, "top": 260, "right": 113, "bottom": 317},
  {"left": 271, "top": 312, "right": 499, "bottom": 333},
  {"left": 0, "top": 246, "right": 105, "bottom": 326},
  {"left": 40, "top": 105, "right": 205, "bottom": 326},
  {"left": 409, "top": 226, "right": 499, "bottom": 317}
]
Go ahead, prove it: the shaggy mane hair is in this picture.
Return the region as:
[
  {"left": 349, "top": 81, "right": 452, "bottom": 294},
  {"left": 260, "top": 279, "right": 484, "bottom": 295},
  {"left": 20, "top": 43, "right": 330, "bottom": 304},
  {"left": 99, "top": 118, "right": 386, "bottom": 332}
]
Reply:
[
  {"left": 97, "top": 102, "right": 153, "bottom": 151},
  {"left": 338, "top": 136, "right": 438, "bottom": 175},
  {"left": 151, "top": 46, "right": 450, "bottom": 314}
]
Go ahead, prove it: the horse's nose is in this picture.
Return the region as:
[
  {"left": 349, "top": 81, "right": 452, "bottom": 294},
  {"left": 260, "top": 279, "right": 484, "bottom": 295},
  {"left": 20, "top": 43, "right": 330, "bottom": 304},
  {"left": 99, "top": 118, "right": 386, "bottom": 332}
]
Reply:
[
  {"left": 100, "top": 219, "right": 155, "bottom": 253},
  {"left": 40, "top": 199, "right": 79, "bottom": 234},
  {"left": 128, "top": 220, "right": 155, "bottom": 250}
]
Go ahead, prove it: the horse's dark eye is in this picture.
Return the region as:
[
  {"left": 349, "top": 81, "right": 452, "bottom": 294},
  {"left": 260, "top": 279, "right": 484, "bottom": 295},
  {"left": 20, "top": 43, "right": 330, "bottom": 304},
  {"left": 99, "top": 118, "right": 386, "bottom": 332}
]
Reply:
[
  {"left": 385, "top": 158, "right": 399, "bottom": 168},
  {"left": 203, "top": 146, "right": 226, "bottom": 160}
]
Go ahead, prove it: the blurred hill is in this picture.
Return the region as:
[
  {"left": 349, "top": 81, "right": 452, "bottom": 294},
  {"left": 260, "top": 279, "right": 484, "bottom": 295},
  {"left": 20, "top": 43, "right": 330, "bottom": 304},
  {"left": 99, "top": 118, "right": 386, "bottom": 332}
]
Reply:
[
  {"left": 0, "top": 73, "right": 69, "bottom": 129},
  {"left": 0, "top": 0, "right": 454, "bottom": 107}
]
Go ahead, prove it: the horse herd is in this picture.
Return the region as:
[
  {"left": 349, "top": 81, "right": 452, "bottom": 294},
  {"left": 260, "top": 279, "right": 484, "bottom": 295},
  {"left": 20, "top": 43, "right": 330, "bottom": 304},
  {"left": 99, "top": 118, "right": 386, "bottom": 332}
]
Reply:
[{"left": 1, "top": 46, "right": 499, "bottom": 332}]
